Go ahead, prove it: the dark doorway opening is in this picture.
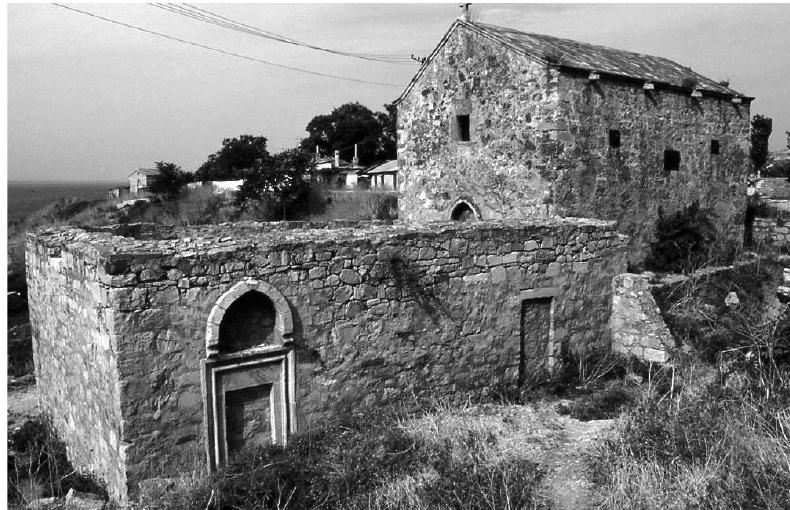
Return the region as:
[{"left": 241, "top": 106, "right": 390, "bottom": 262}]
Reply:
[{"left": 519, "top": 298, "right": 552, "bottom": 387}]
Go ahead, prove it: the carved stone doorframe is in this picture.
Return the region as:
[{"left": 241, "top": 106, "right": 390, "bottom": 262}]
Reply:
[{"left": 202, "top": 279, "right": 297, "bottom": 471}]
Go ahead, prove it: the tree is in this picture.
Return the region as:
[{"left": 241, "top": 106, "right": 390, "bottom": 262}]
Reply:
[
  {"left": 149, "top": 161, "right": 189, "bottom": 199},
  {"left": 300, "top": 102, "right": 396, "bottom": 166},
  {"left": 195, "top": 135, "right": 270, "bottom": 181},
  {"left": 235, "top": 149, "right": 311, "bottom": 219},
  {"left": 750, "top": 115, "right": 772, "bottom": 172},
  {"left": 786, "top": 131, "right": 789, "bottom": 152}
]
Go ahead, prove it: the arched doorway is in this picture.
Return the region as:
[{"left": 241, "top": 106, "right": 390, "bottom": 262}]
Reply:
[
  {"left": 203, "top": 280, "right": 296, "bottom": 469},
  {"left": 450, "top": 199, "right": 480, "bottom": 222}
]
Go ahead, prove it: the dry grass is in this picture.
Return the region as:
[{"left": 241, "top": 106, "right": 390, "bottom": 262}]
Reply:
[
  {"left": 308, "top": 189, "right": 398, "bottom": 221},
  {"left": 139, "top": 402, "right": 551, "bottom": 510},
  {"left": 592, "top": 301, "right": 790, "bottom": 510}
]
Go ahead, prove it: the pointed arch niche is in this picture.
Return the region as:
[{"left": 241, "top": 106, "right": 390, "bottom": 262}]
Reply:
[
  {"left": 203, "top": 279, "right": 296, "bottom": 470},
  {"left": 450, "top": 198, "right": 481, "bottom": 222}
]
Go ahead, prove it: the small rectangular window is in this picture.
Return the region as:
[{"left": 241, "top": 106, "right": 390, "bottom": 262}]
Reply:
[
  {"left": 608, "top": 129, "right": 621, "bottom": 148},
  {"left": 710, "top": 140, "right": 720, "bottom": 155},
  {"left": 664, "top": 149, "right": 680, "bottom": 172},
  {"left": 456, "top": 115, "right": 470, "bottom": 142}
]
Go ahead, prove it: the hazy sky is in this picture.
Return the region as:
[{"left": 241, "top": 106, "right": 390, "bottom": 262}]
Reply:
[{"left": 8, "top": 3, "right": 790, "bottom": 182}]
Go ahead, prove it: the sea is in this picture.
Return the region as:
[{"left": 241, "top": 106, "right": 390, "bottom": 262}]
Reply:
[{"left": 7, "top": 180, "right": 125, "bottom": 224}]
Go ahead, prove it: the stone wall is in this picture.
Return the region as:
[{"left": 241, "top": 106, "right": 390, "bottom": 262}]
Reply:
[
  {"left": 610, "top": 273, "right": 672, "bottom": 363},
  {"left": 28, "top": 219, "right": 628, "bottom": 499},
  {"left": 756, "top": 177, "right": 790, "bottom": 200},
  {"left": 753, "top": 217, "right": 790, "bottom": 248},
  {"left": 25, "top": 236, "right": 127, "bottom": 499},
  {"left": 397, "top": 28, "right": 558, "bottom": 224},
  {"left": 397, "top": 24, "right": 751, "bottom": 260},
  {"left": 557, "top": 72, "right": 750, "bottom": 255}
]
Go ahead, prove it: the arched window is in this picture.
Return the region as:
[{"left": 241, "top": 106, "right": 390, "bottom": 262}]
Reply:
[
  {"left": 205, "top": 280, "right": 293, "bottom": 358},
  {"left": 451, "top": 200, "right": 479, "bottom": 222},
  {"left": 218, "top": 291, "right": 276, "bottom": 354}
]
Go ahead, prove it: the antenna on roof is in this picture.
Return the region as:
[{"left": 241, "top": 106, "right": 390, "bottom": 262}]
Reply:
[{"left": 459, "top": 3, "right": 471, "bottom": 21}]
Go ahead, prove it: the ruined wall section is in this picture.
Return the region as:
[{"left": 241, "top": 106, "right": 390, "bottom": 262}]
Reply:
[
  {"left": 610, "top": 273, "right": 672, "bottom": 362},
  {"left": 557, "top": 73, "right": 751, "bottom": 255},
  {"left": 48, "top": 219, "right": 627, "bottom": 493},
  {"left": 25, "top": 234, "right": 127, "bottom": 500},
  {"left": 397, "top": 28, "right": 560, "bottom": 222},
  {"left": 753, "top": 217, "right": 790, "bottom": 248}
]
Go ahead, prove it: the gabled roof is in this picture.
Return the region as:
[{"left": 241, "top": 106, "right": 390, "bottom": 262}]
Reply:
[
  {"left": 129, "top": 167, "right": 159, "bottom": 177},
  {"left": 364, "top": 160, "right": 399, "bottom": 175},
  {"left": 396, "top": 20, "right": 751, "bottom": 104}
]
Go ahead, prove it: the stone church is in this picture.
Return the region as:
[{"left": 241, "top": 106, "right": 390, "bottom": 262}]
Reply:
[
  {"left": 396, "top": 18, "right": 753, "bottom": 258},
  {"left": 26, "top": 17, "right": 755, "bottom": 502}
]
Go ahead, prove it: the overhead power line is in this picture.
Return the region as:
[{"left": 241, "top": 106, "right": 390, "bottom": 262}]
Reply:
[
  {"left": 51, "top": 3, "right": 403, "bottom": 88},
  {"left": 150, "top": 3, "right": 415, "bottom": 65}
]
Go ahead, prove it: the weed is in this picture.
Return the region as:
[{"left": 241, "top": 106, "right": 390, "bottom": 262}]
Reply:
[
  {"left": 144, "top": 404, "right": 547, "bottom": 509},
  {"left": 8, "top": 416, "right": 107, "bottom": 506}
]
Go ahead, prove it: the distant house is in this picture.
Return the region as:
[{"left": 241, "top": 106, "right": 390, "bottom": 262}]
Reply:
[
  {"left": 186, "top": 180, "right": 243, "bottom": 195},
  {"left": 108, "top": 186, "right": 131, "bottom": 199},
  {"left": 208, "top": 180, "right": 244, "bottom": 194},
  {"left": 312, "top": 149, "right": 365, "bottom": 188},
  {"left": 129, "top": 168, "right": 160, "bottom": 197},
  {"left": 363, "top": 160, "right": 399, "bottom": 191}
]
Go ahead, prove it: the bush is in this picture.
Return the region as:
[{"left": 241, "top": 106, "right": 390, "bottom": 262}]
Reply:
[
  {"left": 645, "top": 201, "right": 719, "bottom": 273},
  {"left": 145, "top": 407, "right": 546, "bottom": 509},
  {"left": 592, "top": 299, "right": 790, "bottom": 510},
  {"left": 120, "top": 187, "right": 239, "bottom": 226},
  {"left": 652, "top": 260, "right": 786, "bottom": 361},
  {"left": 307, "top": 189, "right": 398, "bottom": 221},
  {"left": 8, "top": 416, "right": 107, "bottom": 505}
]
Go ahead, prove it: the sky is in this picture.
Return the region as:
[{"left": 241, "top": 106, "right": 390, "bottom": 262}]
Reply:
[{"left": 7, "top": 2, "right": 790, "bottom": 182}]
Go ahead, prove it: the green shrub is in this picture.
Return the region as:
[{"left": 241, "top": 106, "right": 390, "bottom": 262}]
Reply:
[{"left": 645, "top": 202, "right": 718, "bottom": 273}]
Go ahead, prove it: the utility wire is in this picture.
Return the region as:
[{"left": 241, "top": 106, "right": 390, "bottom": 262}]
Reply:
[
  {"left": 151, "top": 3, "right": 414, "bottom": 64},
  {"left": 183, "top": 3, "right": 415, "bottom": 61},
  {"left": 51, "top": 3, "right": 404, "bottom": 88}
]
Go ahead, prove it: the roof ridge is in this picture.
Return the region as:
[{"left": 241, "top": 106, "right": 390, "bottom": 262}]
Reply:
[
  {"left": 394, "top": 19, "right": 751, "bottom": 105},
  {"left": 470, "top": 21, "right": 677, "bottom": 65}
]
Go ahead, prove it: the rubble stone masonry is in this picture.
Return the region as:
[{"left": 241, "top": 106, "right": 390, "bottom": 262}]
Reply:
[
  {"left": 28, "top": 219, "right": 627, "bottom": 499},
  {"left": 397, "top": 25, "right": 751, "bottom": 259}
]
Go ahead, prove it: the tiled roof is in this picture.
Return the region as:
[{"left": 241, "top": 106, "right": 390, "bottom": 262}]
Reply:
[
  {"left": 397, "top": 19, "right": 751, "bottom": 103},
  {"left": 130, "top": 168, "right": 159, "bottom": 176},
  {"left": 364, "top": 160, "right": 399, "bottom": 175},
  {"left": 470, "top": 21, "right": 743, "bottom": 96}
]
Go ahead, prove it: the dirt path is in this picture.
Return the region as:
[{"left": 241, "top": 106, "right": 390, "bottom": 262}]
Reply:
[{"left": 537, "top": 414, "right": 617, "bottom": 510}]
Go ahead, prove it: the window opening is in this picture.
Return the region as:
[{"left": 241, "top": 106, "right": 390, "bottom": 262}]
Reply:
[
  {"left": 710, "top": 140, "right": 720, "bottom": 155},
  {"left": 608, "top": 129, "right": 621, "bottom": 148},
  {"left": 456, "top": 115, "right": 470, "bottom": 142},
  {"left": 664, "top": 150, "right": 680, "bottom": 172}
]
